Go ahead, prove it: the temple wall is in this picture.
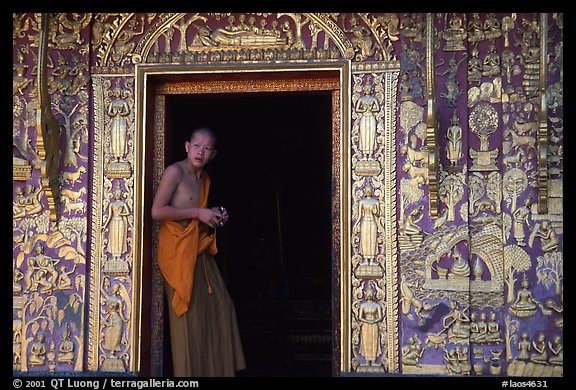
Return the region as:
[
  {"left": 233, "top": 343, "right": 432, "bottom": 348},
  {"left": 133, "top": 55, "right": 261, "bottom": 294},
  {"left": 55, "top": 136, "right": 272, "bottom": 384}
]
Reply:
[{"left": 12, "top": 12, "right": 563, "bottom": 376}]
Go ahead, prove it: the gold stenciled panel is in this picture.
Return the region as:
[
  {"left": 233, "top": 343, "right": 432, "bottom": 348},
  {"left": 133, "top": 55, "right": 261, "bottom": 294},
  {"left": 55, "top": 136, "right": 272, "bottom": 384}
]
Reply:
[
  {"left": 90, "top": 75, "right": 137, "bottom": 372},
  {"left": 349, "top": 63, "right": 399, "bottom": 373}
]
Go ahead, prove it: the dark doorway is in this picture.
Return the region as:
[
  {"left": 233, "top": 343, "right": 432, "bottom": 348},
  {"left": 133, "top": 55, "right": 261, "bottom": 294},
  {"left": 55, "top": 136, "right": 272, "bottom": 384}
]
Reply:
[{"left": 165, "top": 92, "right": 333, "bottom": 376}]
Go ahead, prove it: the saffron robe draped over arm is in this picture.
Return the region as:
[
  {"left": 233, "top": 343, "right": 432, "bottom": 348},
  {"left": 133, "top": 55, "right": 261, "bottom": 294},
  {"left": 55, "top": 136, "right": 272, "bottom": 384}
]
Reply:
[{"left": 157, "top": 172, "right": 217, "bottom": 317}]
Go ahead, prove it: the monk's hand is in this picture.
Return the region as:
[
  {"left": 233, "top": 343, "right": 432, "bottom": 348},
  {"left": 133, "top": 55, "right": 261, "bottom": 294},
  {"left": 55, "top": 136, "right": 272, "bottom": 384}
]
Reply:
[
  {"left": 211, "top": 206, "right": 228, "bottom": 227},
  {"left": 198, "top": 208, "right": 224, "bottom": 228}
]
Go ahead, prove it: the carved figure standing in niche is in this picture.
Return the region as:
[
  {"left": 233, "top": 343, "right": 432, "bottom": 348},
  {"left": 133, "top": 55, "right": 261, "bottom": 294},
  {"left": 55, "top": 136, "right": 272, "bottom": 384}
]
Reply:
[
  {"left": 358, "top": 181, "right": 380, "bottom": 263},
  {"left": 529, "top": 333, "right": 548, "bottom": 364},
  {"left": 355, "top": 82, "right": 380, "bottom": 160},
  {"left": 548, "top": 335, "right": 563, "bottom": 366},
  {"left": 102, "top": 282, "right": 128, "bottom": 358},
  {"left": 29, "top": 333, "right": 47, "bottom": 366},
  {"left": 151, "top": 128, "right": 245, "bottom": 376},
  {"left": 57, "top": 327, "right": 75, "bottom": 364},
  {"left": 358, "top": 284, "right": 383, "bottom": 366},
  {"left": 510, "top": 274, "right": 539, "bottom": 318},
  {"left": 446, "top": 110, "right": 462, "bottom": 166},
  {"left": 102, "top": 183, "right": 130, "bottom": 262},
  {"left": 108, "top": 84, "right": 130, "bottom": 162},
  {"left": 517, "top": 332, "right": 531, "bottom": 361},
  {"left": 512, "top": 196, "right": 532, "bottom": 246}
]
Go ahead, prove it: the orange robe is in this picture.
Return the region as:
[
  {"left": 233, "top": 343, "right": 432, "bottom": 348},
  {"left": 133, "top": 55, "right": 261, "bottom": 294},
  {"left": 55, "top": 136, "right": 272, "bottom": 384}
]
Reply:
[{"left": 157, "top": 172, "right": 217, "bottom": 317}]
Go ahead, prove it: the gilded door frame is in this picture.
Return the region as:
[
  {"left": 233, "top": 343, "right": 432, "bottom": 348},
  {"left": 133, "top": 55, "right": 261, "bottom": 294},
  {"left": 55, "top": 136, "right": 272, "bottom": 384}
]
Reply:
[{"left": 134, "top": 61, "right": 351, "bottom": 375}]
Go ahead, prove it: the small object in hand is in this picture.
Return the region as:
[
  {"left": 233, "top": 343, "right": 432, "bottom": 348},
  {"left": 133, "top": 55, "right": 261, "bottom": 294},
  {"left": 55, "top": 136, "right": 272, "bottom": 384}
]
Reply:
[{"left": 218, "top": 206, "right": 225, "bottom": 227}]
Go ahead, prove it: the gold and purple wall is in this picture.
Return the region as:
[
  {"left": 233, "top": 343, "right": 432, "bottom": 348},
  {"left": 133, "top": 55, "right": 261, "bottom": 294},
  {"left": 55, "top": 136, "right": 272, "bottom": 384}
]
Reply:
[{"left": 13, "top": 13, "right": 563, "bottom": 376}]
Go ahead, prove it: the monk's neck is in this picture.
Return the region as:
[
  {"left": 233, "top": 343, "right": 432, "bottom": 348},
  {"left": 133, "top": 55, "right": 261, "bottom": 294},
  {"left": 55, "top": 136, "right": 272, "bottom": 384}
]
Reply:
[{"left": 184, "top": 160, "right": 203, "bottom": 179}]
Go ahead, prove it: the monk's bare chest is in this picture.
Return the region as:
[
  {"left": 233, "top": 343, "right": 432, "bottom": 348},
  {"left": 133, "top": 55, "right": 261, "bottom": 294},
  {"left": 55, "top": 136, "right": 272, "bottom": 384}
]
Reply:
[{"left": 172, "top": 174, "right": 201, "bottom": 208}]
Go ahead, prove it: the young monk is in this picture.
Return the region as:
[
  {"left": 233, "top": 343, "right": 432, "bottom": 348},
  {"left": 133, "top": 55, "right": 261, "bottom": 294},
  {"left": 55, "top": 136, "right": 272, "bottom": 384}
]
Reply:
[{"left": 151, "top": 127, "right": 246, "bottom": 377}]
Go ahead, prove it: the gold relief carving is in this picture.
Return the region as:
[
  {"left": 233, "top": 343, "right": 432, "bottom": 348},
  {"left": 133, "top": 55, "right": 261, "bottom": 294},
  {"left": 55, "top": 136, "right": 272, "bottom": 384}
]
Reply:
[
  {"left": 17, "top": 292, "right": 58, "bottom": 371},
  {"left": 508, "top": 332, "right": 563, "bottom": 376},
  {"left": 100, "top": 13, "right": 400, "bottom": 66},
  {"left": 469, "top": 103, "right": 499, "bottom": 172},
  {"left": 29, "top": 333, "right": 47, "bottom": 367},
  {"left": 357, "top": 180, "right": 382, "bottom": 265},
  {"left": 441, "top": 13, "right": 466, "bottom": 52},
  {"left": 350, "top": 67, "right": 399, "bottom": 372},
  {"left": 446, "top": 110, "right": 463, "bottom": 168},
  {"left": 400, "top": 275, "right": 435, "bottom": 326},
  {"left": 102, "top": 182, "right": 131, "bottom": 275},
  {"left": 438, "top": 167, "right": 465, "bottom": 223},
  {"left": 90, "top": 75, "right": 137, "bottom": 371},
  {"left": 355, "top": 283, "right": 385, "bottom": 372},
  {"left": 13, "top": 308, "right": 23, "bottom": 369},
  {"left": 100, "top": 278, "right": 131, "bottom": 372},
  {"left": 52, "top": 13, "right": 92, "bottom": 50},
  {"left": 57, "top": 329, "right": 75, "bottom": 364},
  {"left": 401, "top": 334, "right": 426, "bottom": 366},
  {"left": 105, "top": 80, "right": 134, "bottom": 179},
  {"left": 155, "top": 77, "right": 340, "bottom": 95},
  {"left": 13, "top": 181, "right": 44, "bottom": 220},
  {"left": 503, "top": 245, "right": 531, "bottom": 305},
  {"left": 356, "top": 81, "right": 380, "bottom": 161},
  {"left": 23, "top": 242, "right": 59, "bottom": 294}
]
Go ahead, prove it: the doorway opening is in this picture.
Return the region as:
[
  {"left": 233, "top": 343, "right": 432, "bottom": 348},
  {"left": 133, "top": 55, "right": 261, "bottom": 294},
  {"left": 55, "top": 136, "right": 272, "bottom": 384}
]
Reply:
[{"left": 163, "top": 92, "right": 334, "bottom": 376}]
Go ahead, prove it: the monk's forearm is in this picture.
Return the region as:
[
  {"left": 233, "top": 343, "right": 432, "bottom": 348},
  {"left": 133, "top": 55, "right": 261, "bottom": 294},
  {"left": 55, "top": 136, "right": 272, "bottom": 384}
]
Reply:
[{"left": 151, "top": 205, "right": 200, "bottom": 221}]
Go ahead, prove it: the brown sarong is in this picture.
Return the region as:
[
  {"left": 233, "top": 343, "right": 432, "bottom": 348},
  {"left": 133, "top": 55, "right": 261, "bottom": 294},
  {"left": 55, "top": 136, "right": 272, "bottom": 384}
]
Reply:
[{"left": 165, "top": 252, "right": 246, "bottom": 377}]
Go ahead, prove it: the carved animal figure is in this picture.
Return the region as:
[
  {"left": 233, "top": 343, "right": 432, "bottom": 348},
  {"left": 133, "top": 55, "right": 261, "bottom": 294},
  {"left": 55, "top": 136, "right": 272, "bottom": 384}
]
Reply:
[
  {"left": 471, "top": 198, "right": 497, "bottom": 217},
  {"left": 62, "top": 197, "right": 86, "bottom": 215},
  {"left": 503, "top": 149, "right": 525, "bottom": 167},
  {"left": 60, "top": 166, "right": 86, "bottom": 187},
  {"left": 513, "top": 119, "right": 537, "bottom": 135},
  {"left": 400, "top": 276, "right": 436, "bottom": 326},
  {"left": 401, "top": 144, "right": 428, "bottom": 165},
  {"left": 402, "top": 161, "right": 428, "bottom": 184},
  {"left": 61, "top": 187, "right": 87, "bottom": 202},
  {"left": 508, "top": 129, "right": 536, "bottom": 151}
]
